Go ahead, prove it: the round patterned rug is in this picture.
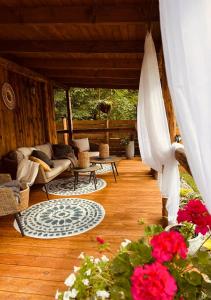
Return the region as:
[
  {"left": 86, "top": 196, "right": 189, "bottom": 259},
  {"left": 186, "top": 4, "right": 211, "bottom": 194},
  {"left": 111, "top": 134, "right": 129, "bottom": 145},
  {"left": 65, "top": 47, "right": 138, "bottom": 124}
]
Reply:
[
  {"left": 43, "top": 176, "right": 107, "bottom": 196},
  {"left": 14, "top": 198, "right": 105, "bottom": 239},
  {"left": 94, "top": 164, "right": 112, "bottom": 174}
]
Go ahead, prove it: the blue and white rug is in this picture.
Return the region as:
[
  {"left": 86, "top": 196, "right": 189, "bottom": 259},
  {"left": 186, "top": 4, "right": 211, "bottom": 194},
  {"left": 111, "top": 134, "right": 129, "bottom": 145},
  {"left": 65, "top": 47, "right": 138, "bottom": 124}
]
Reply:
[
  {"left": 14, "top": 198, "right": 105, "bottom": 239},
  {"left": 94, "top": 164, "right": 112, "bottom": 174},
  {"left": 43, "top": 177, "right": 107, "bottom": 196}
]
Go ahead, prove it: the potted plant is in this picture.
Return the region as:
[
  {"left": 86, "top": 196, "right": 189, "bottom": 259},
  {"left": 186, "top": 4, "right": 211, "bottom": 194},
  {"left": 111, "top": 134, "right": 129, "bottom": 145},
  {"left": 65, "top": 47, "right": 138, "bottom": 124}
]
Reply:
[
  {"left": 56, "top": 223, "right": 211, "bottom": 300},
  {"left": 120, "top": 135, "right": 135, "bottom": 159},
  {"left": 166, "top": 198, "right": 211, "bottom": 255},
  {"left": 98, "top": 101, "right": 112, "bottom": 114}
]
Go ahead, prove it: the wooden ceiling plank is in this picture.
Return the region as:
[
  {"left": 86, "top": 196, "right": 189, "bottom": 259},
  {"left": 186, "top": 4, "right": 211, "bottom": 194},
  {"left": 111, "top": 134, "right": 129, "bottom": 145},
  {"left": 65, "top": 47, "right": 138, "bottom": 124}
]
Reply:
[
  {"left": 0, "top": 40, "right": 146, "bottom": 53},
  {"left": 64, "top": 82, "right": 138, "bottom": 89},
  {"left": 0, "top": 5, "right": 159, "bottom": 24},
  {"left": 14, "top": 58, "right": 142, "bottom": 69},
  {"left": 51, "top": 77, "right": 138, "bottom": 85},
  {"left": 0, "top": 55, "right": 65, "bottom": 88},
  {"left": 35, "top": 68, "right": 141, "bottom": 79}
]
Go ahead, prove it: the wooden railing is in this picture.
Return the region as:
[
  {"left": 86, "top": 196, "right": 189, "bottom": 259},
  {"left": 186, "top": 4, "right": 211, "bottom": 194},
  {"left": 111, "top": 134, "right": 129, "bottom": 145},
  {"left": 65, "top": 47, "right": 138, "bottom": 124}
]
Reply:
[{"left": 56, "top": 118, "right": 139, "bottom": 155}]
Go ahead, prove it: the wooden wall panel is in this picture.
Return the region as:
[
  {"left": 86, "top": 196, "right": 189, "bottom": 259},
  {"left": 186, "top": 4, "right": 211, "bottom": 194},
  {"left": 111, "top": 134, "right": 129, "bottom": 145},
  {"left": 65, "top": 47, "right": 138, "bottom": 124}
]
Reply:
[{"left": 0, "top": 65, "right": 57, "bottom": 158}]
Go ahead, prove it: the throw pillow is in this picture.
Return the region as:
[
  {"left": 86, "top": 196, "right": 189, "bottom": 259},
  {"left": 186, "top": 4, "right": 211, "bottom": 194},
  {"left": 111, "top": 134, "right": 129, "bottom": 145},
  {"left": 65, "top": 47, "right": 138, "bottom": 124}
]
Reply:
[
  {"left": 52, "top": 144, "right": 74, "bottom": 159},
  {"left": 72, "top": 138, "right": 90, "bottom": 152},
  {"left": 29, "top": 156, "right": 51, "bottom": 172},
  {"left": 31, "top": 150, "right": 54, "bottom": 168}
]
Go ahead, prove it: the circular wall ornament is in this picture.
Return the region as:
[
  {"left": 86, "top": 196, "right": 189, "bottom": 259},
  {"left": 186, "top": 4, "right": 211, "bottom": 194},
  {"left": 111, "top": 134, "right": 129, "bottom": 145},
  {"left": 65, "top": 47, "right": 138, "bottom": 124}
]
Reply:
[{"left": 2, "top": 82, "right": 16, "bottom": 110}]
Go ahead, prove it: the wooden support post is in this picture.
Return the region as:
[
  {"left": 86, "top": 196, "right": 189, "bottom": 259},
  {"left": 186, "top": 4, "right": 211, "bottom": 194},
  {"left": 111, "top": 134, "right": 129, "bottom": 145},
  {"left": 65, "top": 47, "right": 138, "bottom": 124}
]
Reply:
[
  {"left": 62, "top": 117, "right": 68, "bottom": 145},
  {"left": 159, "top": 51, "right": 177, "bottom": 143},
  {"left": 65, "top": 89, "right": 73, "bottom": 143},
  {"left": 106, "top": 119, "right": 109, "bottom": 144},
  {"left": 162, "top": 197, "right": 168, "bottom": 228}
]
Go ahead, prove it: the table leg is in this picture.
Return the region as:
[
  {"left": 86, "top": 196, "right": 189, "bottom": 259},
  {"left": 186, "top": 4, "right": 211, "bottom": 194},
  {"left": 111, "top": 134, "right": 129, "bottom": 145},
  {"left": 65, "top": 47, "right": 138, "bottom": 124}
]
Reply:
[
  {"left": 114, "top": 162, "right": 119, "bottom": 176},
  {"left": 111, "top": 163, "right": 117, "bottom": 182},
  {"left": 74, "top": 172, "right": 77, "bottom": 190},
  {"left": 89, "top": 172, "right": 92, "bottom": 183},
  {"left": 93, "top": 171, "right": 97, "bottom": 189}
]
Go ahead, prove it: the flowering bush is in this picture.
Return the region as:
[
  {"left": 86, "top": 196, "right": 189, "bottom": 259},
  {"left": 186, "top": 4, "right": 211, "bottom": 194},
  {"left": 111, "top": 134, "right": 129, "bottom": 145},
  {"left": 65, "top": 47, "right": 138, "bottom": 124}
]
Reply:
[
  {"left": 56, "top": 225, "right": 211, "bottom": 300},
  {"left": 177, "top": 199, "right": 211, "bottom": 236}
]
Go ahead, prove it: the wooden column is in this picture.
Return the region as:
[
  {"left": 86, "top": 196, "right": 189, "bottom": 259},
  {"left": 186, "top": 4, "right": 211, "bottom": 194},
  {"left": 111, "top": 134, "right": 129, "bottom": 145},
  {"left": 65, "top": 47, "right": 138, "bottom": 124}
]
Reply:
[
  {"left": 62, "top": 117, "right": 68, "bottom": 145},
  {"left": 65, "top": 89, "right": 73, "bottom": 143},
  {"left": 42, "top": 82, "right": 57, "bottom": 144},
  {"left": 159, "top": 51, "right": 177, "bottom": 143}
]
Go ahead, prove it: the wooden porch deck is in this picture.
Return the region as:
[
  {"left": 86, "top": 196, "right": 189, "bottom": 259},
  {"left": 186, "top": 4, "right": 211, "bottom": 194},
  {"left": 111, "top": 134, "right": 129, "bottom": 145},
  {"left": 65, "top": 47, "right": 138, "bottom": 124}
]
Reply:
[{"left": 0, "top": 158, "right": 162, "bottom": 300}]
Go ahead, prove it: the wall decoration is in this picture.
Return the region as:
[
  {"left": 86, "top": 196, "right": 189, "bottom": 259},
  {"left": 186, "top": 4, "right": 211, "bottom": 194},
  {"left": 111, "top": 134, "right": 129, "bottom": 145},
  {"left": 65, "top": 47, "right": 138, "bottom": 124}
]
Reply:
[{"left": 2, "top": 82, "right": 16, "bottom": 110}]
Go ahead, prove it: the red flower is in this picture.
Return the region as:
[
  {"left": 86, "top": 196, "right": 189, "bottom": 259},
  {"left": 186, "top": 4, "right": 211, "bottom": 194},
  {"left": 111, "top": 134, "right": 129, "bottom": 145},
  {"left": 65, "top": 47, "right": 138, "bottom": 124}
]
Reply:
[
  {"left": 131, "top": 262, "right": 177, "bottom": 300},
  {"left": 96, "top": 236, "right": 105, "bottom": 244},
  {"left": 177, "top": 199, "right": 211, "bottom": 235},
  {"left": 150, "top": 231, "right": 187, "bottom": 263}
]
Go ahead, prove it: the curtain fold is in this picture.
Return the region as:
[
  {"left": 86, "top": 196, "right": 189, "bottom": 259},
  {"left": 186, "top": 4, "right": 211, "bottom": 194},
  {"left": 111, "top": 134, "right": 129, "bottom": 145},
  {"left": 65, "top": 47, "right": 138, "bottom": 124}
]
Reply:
[
  {"left": 159, "top": 0, "right": 211, "bottom": 213},
  {"left": 137, "top": 32, "right": 182, "bottom": 222}
]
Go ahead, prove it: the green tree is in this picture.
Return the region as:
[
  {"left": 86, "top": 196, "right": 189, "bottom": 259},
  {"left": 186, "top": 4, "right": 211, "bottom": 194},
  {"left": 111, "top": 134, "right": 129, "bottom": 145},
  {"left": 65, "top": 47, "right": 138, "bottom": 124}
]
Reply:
[{"left": 54, "top": 88, "right": 138, "bottom": 121}]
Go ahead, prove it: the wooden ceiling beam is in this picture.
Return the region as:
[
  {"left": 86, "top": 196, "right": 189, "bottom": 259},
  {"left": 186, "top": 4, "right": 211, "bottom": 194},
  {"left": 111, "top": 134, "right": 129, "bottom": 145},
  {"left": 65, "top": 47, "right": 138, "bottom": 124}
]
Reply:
[
  {"left": 0, "top": 5, "right": 159, "bottom": 24},
  {"left": 52, "top": 77, "right": 138, "bottom": 86},
  {"left": 0, "top": 55, "right": 64, "bottom": 88},
  {"left": 15, "top": 58, "right": 142, "bottom": 70},
  {"left": 65, "top": 82, "right": 138, "bottom": 90},
  {"left": 36, "top": 69, "right": 141, "bottom": 79},
  {"left": 0, "top": 40, "right": 148, "bottom": 53}
]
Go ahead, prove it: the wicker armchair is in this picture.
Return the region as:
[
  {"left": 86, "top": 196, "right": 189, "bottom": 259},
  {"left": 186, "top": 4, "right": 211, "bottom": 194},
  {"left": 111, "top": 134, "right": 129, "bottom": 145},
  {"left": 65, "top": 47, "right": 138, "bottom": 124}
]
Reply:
[{"left": 0, "top": 174, "right": 24, "bottom": 236}]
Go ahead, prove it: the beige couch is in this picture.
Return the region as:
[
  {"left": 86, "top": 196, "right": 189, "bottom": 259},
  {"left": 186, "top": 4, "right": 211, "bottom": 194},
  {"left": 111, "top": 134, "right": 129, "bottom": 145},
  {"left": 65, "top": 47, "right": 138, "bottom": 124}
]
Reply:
[{"left": 16, "top": 143, "right": 72, "bottom": 184}]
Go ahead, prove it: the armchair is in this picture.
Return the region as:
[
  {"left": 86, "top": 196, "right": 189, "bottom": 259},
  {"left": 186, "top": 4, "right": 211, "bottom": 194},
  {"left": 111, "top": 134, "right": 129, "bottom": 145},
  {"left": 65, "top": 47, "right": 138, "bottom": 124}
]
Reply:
[
  {"left": 71, "top": 138, "right": 99, "bottom": 158},
  {"left": 0, "top": 174, "right": 26, "bottom": 236}
]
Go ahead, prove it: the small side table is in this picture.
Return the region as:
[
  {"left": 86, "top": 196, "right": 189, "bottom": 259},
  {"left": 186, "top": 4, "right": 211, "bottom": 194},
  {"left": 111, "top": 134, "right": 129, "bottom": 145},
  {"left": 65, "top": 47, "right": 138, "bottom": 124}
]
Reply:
[
  {"left": 90, "top": 156, "right": 122, "bottom": 182},
  {"left": 73, "top": 165, "right": 101, "bottom": 190}
]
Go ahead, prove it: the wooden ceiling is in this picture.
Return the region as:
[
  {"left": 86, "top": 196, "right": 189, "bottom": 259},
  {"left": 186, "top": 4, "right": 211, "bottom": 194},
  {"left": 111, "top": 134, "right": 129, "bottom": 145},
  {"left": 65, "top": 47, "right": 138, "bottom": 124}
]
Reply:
[{"left": 0, "top": 0, "right": 161, "bottom": 89}]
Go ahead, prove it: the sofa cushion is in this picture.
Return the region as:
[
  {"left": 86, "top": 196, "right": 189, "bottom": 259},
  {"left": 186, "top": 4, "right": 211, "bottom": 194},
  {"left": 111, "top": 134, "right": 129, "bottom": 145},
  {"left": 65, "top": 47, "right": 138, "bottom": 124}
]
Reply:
[
  {"left": 29, "top": 156, "right": 51, "bottom": 172},
  {"left": 45, "top": 159, "right": 70, "bottom": 179},
  {"left": 17, "top": 158, "right": 39, "bottom": 186},
  {"left": 52, "top": 144, "right": 74, "bottom": 159},
  {"left": 35, "top": 143, "right": 52, "bottom": 159},
  {"left": 17, "top": 147, "right": 36, "bottom": 159},
  {"left": 31, "top": 150, "right": 54, "bottom": 168},
  {"left": 73, "top": 138, "right": 90, "bottom": 152}
]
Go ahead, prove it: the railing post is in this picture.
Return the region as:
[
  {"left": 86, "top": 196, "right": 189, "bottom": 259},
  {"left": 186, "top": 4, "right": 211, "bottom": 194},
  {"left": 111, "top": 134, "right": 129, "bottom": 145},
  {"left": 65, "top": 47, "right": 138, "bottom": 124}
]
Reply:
[
  {"left": 62, "top": 117, "right": 68, "bottom": 145},
  {"left": 106, "top": 119, "right": 109, "bottom": 144}
]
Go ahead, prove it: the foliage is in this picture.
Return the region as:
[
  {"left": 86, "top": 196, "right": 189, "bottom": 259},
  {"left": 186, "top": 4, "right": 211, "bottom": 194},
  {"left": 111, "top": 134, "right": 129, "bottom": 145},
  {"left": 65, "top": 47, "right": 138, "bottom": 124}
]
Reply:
[
  {"left": 180, "top": 172, "right": 199, "bottom": 194},
  {"left": 54, "top": 88, "right": 138, "bottom": 121},
  {"left": 177, "top": 199, "right": 211, "bottom": 237},
  {"left": 56, "top": 225, "right": 211, "bottom": 300}
]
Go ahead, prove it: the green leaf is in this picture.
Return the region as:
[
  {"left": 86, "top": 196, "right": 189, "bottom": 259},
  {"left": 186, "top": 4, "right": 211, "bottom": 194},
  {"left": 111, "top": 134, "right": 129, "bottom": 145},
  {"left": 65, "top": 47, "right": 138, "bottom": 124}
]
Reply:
[
  {"left": 111, "top": 253, "right": 132, "bottom": 275},
  {"left": 185, "top": 271, "right": 202, "bottom": 286},
  {"left": 202, "top": 280, "right": 211, "bottom": 297},
  {"left": 144, "top": 224, "right": 163, "bottom": 236}
]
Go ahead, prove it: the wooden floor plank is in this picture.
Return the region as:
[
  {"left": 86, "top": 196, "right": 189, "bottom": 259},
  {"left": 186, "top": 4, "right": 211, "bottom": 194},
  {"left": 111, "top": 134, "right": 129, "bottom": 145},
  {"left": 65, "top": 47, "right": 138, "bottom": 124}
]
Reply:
[{"left": 0, "top": 159, "right": 162, "bottom": 299}]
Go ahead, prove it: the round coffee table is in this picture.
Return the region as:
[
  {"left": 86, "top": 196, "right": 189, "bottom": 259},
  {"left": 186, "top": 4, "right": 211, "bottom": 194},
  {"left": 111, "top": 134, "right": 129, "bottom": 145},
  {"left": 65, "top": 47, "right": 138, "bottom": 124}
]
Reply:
[
  {"left": 90, "top": 156, "right": 122, "bottom": 182},
  {"left": 73, "top": 165, "right": 101, "bottom": 190}
]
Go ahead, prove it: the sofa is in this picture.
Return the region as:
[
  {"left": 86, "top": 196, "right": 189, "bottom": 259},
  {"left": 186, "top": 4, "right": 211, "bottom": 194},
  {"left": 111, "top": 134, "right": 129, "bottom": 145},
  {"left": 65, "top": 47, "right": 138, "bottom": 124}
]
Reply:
[
  {"left": 2, "top": 139, "right": 100, "bottom": 185},
  {"left": 2, "top": 143, "right": 73, "bottom": 185},
  {"left": 19, "top": 143, "right": 73, "bottom": 184}
]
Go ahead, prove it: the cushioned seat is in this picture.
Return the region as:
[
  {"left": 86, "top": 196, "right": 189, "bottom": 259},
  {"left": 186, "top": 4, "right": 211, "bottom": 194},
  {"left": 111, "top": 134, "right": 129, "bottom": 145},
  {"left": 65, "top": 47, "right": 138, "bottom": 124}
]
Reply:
[
  {"left": 45, "top": 159, "right": 71, "bottom": 179},
  {"left": 72, "top": 138, "right": 99, "bottom": 158}
]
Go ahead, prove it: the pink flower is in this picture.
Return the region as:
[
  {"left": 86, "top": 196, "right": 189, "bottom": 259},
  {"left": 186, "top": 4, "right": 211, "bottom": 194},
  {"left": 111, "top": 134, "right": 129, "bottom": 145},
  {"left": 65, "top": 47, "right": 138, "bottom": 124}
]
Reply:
[
  {"left": 177, "top": 199, "right": 211, "bottom": 235},
  {"left": 131, "top": 262, "right": 177, "bottom": 300},
  {"left": 150, "top": 231, "right": 187, "bottom": 263},
  {"left": 96, "top": 236, "right": 105, "bottom": 244}
]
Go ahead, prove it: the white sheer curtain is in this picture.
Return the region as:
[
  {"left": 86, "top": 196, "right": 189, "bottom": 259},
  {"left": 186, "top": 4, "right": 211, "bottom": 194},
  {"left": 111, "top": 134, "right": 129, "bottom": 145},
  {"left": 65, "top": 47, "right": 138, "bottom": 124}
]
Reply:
[
  {"left": 137, "top": 32, "right": 181, "bottom": 222},
  {"left": 159, "top": 0, "right": 211, "bottom": 213}
]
